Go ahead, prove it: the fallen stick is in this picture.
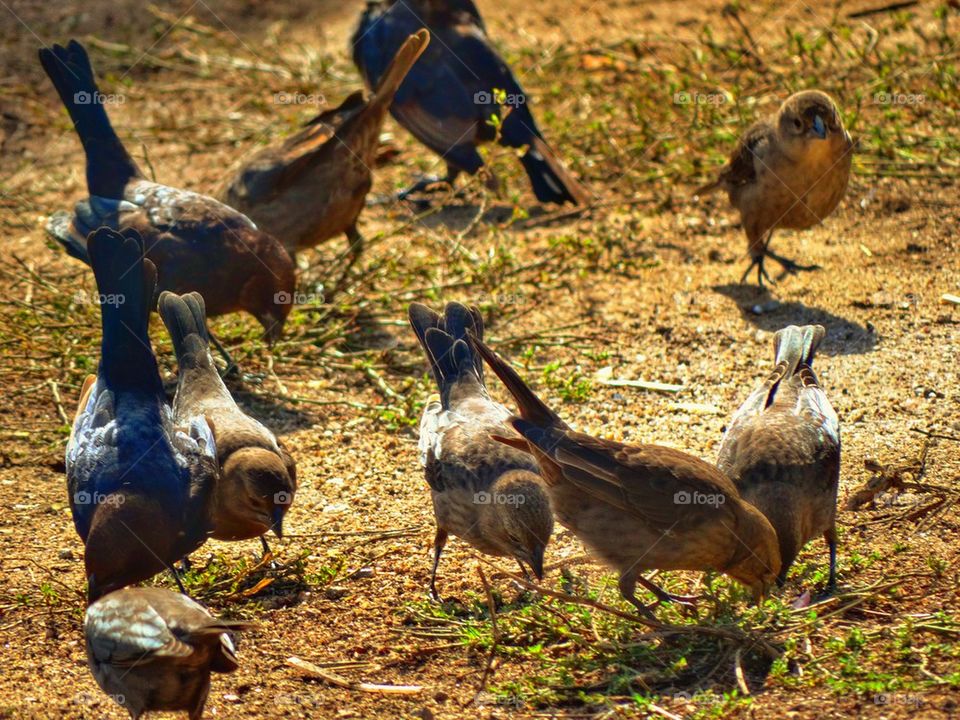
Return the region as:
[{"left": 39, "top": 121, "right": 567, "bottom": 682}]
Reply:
[
  {"left": 598, "top": 378, "right": 683, "bottom": 393},
  {"left": 941, "top": 293, "right": 960, "bottom": 306},
  {"left": 287, "top": 656, "right": 423, "bottom": 695}
]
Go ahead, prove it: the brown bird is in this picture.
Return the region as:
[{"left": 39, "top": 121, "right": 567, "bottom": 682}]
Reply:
[
  {"left": 471, "top": 337, "right": 781, "bottom": 616},
  {"left": 67, "top": 228, "right": 217, "bottom": 602},
  {"left": 409, "top": 302, "right": 553, "bottom": 598},
  {"left": 158, "top": 291, "right": 297, "bottom": 552},
  {"left": 220, "top": 31, "right": 430, "bottom": 288},
  {"left": 717, "top": 325, "right": 840, "bottom": 591},
  {"left": 85, "top": 586, "right": 251, "bottom": 719},
  {"left": 697, "top": 90, "right": 854, "bottom": 285},
  {"left": 40, "top": 40, "right": 296, "bottom": 342}
]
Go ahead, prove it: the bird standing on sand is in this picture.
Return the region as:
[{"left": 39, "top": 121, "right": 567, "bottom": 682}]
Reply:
[
  {"left": 40, "top": 40, "right": 295, "bottom": 342},
  {"left": 697, "top": 90, "right": 853, "bottom": 285},
  {"left": 472, "top": 337, "right": 781, "bottom": 617},
  {"left": 409, "top": 302, "right": 553, "bottom": 598},
  {"left": 158, "top": 291, "right": 297, "bottom": 554},
  {"left": 67, "top": 228, "right": 217, "bottom": 602},
  {"left": 220, "top": 30, "right": 431, "bottom": 290},
  {"left": 353, "top": 0, "right": 589, "bottom": 205},
  {"left": 85, "top": 586, "right": 251, "bottom": 719},
  {"left": 717, "top": 325, "right": 840, "bottom": 590}
]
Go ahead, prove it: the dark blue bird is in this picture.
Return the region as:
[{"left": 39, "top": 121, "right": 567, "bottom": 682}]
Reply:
[
  {"left": 352, "top": 0, "right": 589, "bottom": 205},
  {"left": 66, "top": 227, "right": 218, "bottom": 601}
]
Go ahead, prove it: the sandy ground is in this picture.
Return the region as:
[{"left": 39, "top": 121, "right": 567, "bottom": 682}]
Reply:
[{"left": 0, "top": 0, "right": 958, "bottom": 718}]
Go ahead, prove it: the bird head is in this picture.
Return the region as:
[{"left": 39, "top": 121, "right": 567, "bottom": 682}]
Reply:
[
  {"left": 216, "top": 447, "right": 297, "bottom": 540},
  {"left": 488, "top": 470, "right": 553, "bottom": 580},
  {"left": 778, "top": 90, "right": 846, "bottom": 148},
  {"left": 239, "top": 239, "right": 296, "bottom": 345},
  {"left": 724, "top": 504, "right": 782, "bottom": 604}
]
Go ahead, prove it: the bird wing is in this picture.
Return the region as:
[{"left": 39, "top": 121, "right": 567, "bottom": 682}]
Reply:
[
  {"left": 85, "top": 592, "right": 194, "bottom": 667},
  {"left": 520, "top": 424, "right": 738, "bottom": 531},
  {"left": 705, "top": 121, "right": 774, "bottom": 193}
]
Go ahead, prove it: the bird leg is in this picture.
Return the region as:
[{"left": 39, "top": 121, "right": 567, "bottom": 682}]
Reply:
[
  {"left": 170, "top": 565, "right": 188, "bottom": 595},
  {"left": 429, "top": 528, "right": 448, "bottom": 601},
  {"left": 618, "top": 574, "right": 660, "bottom": 621},
  {"left": 636, "top": 575, "right": 700, "bottom": 609},
  {"left": 740, "top": 253, "right": 776, "bottom": 287},
  {"left": 398, "top": 167, "right": 461, "bottom": 201},
  {"left": 207, "top": 330, "right": 238, "bottom": 378},
  {"left": 824, "top": 526, "right": 838, "bottom": 592},
  {"left": 329, "top": 225, "right": 364, "bottom": 297},
  {"left": 259, "top": 535, "right": 279, "bottom": 570}
]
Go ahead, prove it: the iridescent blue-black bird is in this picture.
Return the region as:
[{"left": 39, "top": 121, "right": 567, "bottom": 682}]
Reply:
[
  {"left": 352, "top": 0, "right": 589, "bottom": 205},
  {"left": 67, "top": 227, "right": 217, "bottom": 601}
]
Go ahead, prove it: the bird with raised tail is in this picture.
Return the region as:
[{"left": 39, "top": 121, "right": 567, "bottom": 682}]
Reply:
[
  {"left": 40, "top": 40, "right": 295, "bottom": 342},
  {"left": 717, "top": 325, "right": 840, "bottom": 591},
  {"left": 697, "top": 90, "right": 854, "bottom": 285},
  {"left": 471, "top": 335, "right": 782, "bottom": 617},
  {"left": 85, "top": 586, "right": 251, "bottom": 719},
  {"left": 409, "top": 302, "right": 553, "bottom": 598},
  {"left": 353, "top": 1, "right": 589, "bottom": 205},
  {"left": 158, "top": 291, "right": 297, "bottom": 553},
  {"left": 67, "top": 228, "right": 217, "bottom": 602},
  {"left": 220, "top": 30, "right": 431, "bottom": 290}
]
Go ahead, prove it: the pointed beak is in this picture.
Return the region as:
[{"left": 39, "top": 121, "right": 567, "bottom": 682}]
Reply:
[
  {"left": 811, "top": 114, "right": 827, "bottom": 139},
  {"left": 271, "top": 506, "right": 285, "bottom": 539},
  {"left": 530, "top": 544, "right": 545, "bottom": 581}
]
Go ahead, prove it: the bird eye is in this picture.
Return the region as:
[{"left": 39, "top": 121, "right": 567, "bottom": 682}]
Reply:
[{"left": 792, "top": 117, "right": 803, "bottom": 130}]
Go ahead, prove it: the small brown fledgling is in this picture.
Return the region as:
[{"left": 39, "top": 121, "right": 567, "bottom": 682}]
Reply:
[
  {"left": 220, "top": 30, "right": 430, "bottom": 288},
  {"left": 158, "top": 292, "right": 297, "bottom": 552},
  {"left": 717, "top": 325, "right": 840, "bottom": 591},
  {"left": 40, "top": 40, "right": 295, "bottom": 342},
  {"left": 409, "top": 302, "right": 553, "bottom": 598},
  {"left": 472, "top": 337, "right": 781, "bottom": 616},
  {"left": 697, "top": 90, "right": 854, "bottom": 285},
  {"left": 68, "top": 228, "right": 217, "bottom": 602},
  {"left": 85, "top": 587, "right": 251, "bottom": 719}
]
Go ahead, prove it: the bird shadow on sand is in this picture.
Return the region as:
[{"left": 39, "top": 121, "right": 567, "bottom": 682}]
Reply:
[{"left": 713, "top": 284, "right": 877, "bottom": 356}]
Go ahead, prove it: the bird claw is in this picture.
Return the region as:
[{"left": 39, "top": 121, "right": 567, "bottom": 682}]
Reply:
[
  {"left": 740, "top": 255, "right": 776, "bottom": 287},
  {"left": 766, "top": 251, "right": 820, "bottom": 275}
]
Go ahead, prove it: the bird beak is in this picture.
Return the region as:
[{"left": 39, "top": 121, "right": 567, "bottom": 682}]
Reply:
[
  {"left": 271, "top": 506, "right": 285, "bottom": 539},
  {"left": 811, "top": 115, "right": 827, "bottom": 139},
  {"left": 530, "top": 544, "right": 545, "bottom": 581}
]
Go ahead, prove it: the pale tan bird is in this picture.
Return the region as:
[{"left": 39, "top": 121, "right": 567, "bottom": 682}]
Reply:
[
  {"left": 409, "top": 302, "right": 553, "bottom": 598},
  {"left": 697, "top": 90, "right": 854, "bottom": 285},
  {"left": 85, "top": 587, "right": 251, "bottom": 719},
  {"left": 717, "top": 325, "right": 840, "bottom": 590},
  {"left": 220, "top": 31, "right": 430, "bottom": 289},
  {"left": 472, "top": 336, "right": 781, "bottom": 617},
  {"left": 158, "top": 291, "right": 297, "bottom": 552}
]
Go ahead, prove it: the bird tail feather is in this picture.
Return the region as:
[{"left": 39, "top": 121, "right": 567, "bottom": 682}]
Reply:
[
  {"left": 157, "top": 291, "right": 213, "bottom": 371},
  {"left": 521, "top": 136, "right": 590, "bottom": 206},
  {"left": 86, "top": 227, "right": 161, "bottom": 392},
  {"left": 368, "top": 30, "right": 430, "bottom": 112},
  {"left": 408, "top": 302, "right": 485, "bottom": 408},
  {"left": 471, "top": 335, "right": 562, "bottom": 427},
  {"left": 38, "top": 40, "right": 140, "bottom": 197}
]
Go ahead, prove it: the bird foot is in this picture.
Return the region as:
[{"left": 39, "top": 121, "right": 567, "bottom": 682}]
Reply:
[
  {"left": 766, "top": 251, "right": 821, "bottom": 275},
  {"left": 398, "top": 175, "right": 451, "bottom": 201},
  {"left": 740, "top": 255, "right": 776, "bottom": 286}
]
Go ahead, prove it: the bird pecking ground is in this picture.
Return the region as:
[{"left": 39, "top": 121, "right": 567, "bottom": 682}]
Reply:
[{"left": 0, "top": 0, "right": 959, "bottom": 718}]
